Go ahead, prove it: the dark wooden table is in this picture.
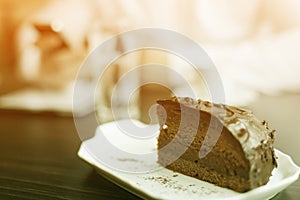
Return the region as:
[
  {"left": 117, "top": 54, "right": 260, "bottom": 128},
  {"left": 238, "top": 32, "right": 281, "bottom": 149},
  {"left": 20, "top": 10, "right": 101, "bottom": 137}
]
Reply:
[
  {"left": 0, "top": 93, "right": 299, "bottom": 199},
  {"left": 0, "top": 110, "right": 138, "bottom": 200}
]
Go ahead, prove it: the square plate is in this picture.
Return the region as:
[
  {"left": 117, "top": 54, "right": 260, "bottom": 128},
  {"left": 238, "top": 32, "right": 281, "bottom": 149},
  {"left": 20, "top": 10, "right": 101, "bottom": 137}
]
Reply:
[{"left": 78, "top": 120, "right": 300, "bottom": 200}]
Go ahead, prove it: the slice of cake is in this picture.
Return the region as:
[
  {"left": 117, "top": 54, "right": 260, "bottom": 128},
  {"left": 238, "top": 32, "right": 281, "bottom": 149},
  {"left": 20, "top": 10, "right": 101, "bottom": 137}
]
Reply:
[{"left": 156, "top": 97, "right": 277, "bottom": 192}]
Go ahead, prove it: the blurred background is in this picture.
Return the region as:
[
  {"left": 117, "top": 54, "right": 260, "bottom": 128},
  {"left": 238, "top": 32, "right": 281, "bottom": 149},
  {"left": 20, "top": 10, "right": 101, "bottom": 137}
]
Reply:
[
  {"left": 1, "top": 0, "right": 300, "bottom": 121},
  {"left": 1, "top": 0, "right": 300, "bottom": 165}
]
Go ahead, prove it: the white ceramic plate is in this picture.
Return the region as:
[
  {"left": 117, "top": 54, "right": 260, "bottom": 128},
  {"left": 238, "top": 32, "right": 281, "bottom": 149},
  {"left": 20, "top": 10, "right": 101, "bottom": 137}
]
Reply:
[{"left": 78, "top": 120, "right": 300, "bottom": 200}]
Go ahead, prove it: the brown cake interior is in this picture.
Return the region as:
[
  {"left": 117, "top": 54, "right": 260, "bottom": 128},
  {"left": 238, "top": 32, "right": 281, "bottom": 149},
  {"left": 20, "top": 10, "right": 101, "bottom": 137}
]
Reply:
[{"left": 157, "top": 97, "right": 276, "bottom": 192}]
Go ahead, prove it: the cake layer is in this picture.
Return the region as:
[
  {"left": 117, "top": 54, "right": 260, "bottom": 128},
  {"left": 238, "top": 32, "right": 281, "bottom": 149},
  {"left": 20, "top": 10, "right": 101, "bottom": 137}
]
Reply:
[
  {"left": 157, "top": 97, "right": 277, "bottom": 192},
  {"left": 160, "top": 154, "right": 250, "bottom": 192}
]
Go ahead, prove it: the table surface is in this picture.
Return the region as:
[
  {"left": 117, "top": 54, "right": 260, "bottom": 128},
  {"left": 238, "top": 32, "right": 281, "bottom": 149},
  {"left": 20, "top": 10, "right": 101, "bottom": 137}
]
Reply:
[{"left": 0, "top": 94, "right": 299, "bottom": 200}]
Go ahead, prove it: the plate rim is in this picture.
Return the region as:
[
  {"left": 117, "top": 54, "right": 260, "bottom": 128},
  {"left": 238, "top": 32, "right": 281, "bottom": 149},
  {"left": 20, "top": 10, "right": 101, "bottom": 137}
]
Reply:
[
  {"left": 78, "top": 120, "right": 300, "bottom": 200},
  {"left": 78, "top": 144, "right": 300, "bottom": 200}
]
